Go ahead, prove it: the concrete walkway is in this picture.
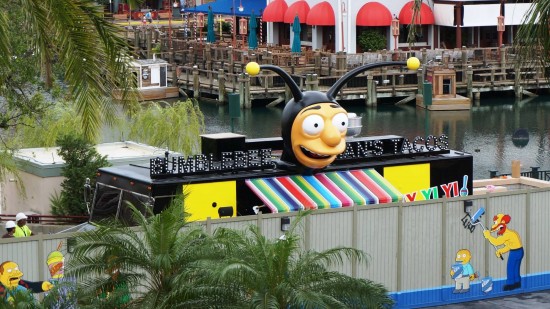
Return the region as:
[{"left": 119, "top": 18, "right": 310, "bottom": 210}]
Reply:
[{"left": 427, "top": 290, "right": 550, "bottom": 308}]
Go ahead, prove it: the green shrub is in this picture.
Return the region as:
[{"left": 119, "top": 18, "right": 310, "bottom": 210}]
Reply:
[
  {"left": 52, "top": 133, "right": 110, "bottom": 215},
  {"left": 357, "top": 30, "right": 387, "bottom": 52}
]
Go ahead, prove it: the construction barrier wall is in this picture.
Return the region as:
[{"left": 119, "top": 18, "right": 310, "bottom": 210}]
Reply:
[{"left": 2, "top": 187, "right": 550, "bottom": 308}]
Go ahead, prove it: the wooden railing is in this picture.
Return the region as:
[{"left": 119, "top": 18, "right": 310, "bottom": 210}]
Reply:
[{"left": 0, "top": 214, "right": 88, "bottom": 225}]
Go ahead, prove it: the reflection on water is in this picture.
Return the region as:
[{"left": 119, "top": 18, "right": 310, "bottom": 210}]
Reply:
[{"left": 199, "top": 95, "right": 550, "bottom": 180}]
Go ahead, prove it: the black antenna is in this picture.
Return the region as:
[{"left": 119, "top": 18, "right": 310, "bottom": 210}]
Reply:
[
  {"left": 259, "top": 65, "right": 303, "bottom": 102},
  {"left": 326, "top": 61, "right": 407, "bottom": 99}
]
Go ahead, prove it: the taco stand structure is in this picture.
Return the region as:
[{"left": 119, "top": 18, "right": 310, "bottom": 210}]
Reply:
[{"left": 4, "top": 59, "right": 550, "bottom": 308}]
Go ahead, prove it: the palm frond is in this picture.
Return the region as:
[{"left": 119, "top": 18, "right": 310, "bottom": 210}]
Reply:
[{"left": 514, "top": 0, "right": 550, "bottom": 72}]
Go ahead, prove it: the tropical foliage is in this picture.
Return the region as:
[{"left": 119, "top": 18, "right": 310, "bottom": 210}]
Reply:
[
  {"left": 67, "top": 202, "right": 393, "bottom": 309},
  {"left": 128, "top": 100, "right": 205, "bottom": 155},
  {"left": 67, "top": 196, "right": 223, "bottom": 308},
  {"left": 208, "top": 218, "right": 394, "bottom": 309},
  {"left": 514, "top": 1, "right": 550, "bottom": 73},
  {"left": 53, "top": 133, "right": 110, "bottom": 216},
  {"left": 0, "top": 0, "right": 137, "bottom": 142}
]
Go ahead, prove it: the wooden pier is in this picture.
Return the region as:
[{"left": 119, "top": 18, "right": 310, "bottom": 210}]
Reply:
[{"left": 124, "top": 25, "right": 550, "bottom": 107}]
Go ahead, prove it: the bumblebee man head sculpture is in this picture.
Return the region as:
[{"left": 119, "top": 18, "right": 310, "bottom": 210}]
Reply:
[{"left": 245, "top": 57, "right": 420, "bottom": 173}]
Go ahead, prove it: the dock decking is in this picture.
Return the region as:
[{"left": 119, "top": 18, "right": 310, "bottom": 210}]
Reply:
[{"left": 123, "top": 25, "right": 550, "bottom": 106}]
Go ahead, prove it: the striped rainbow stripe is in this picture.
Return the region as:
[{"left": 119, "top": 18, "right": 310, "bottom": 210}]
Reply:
[{"left": 245, "top": 169, "right": 403, "bottom": 213}]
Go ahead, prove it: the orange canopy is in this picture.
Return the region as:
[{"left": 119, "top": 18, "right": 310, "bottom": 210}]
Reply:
[
  {"left": 399, "top": 1, "right": 435, "bottom": 25},
  {"left": 307, "top": 1, "right": 334, "bottom": 26},
  {"left": 262, "top": 0, "right": 288, "bottom": 23},
  {"left": 356, "top": 2, "right": 392, "bottom": 26},
  {"left": 283, "top": 0, "right": 310, "bottom": 24}
]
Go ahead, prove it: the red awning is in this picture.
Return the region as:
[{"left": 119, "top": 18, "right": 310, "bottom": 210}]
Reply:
[
  {"left": 399, "top": 1, "right": 435, "bottom": 25},
  {"left": 283, "top": 0, "right": 310, "bottom": 24},
  {"left": 356, "top": 2, "right": 392, "bottom": 26},
  {"left": 262, "top": 0, "right": 288, "bottom": 23},
  {"left": 306, "top": 1, "right": 334, "bottom": 26}
]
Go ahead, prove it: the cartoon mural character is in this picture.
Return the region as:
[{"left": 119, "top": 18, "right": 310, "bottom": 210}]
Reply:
[
  {"left": 46, "top": 250, "right": 76, "bottom": 308},
  {"left": 483, "top": 213, "right": 524, "bottom": 291},
  {"left": 245, "top": 58, "right": 420, "bottom": 173},
  {"left": 450, "top": 249, "right": 476, "bottom": 293},
  {"left": 0, "top": 261, "right": 53, "bottom": 303}
]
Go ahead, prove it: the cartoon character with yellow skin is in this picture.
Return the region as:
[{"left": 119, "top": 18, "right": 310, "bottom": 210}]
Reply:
[
  {"left": 483, "top": 213, "right": 524, "bottom": 291},
  {"left": 0, "top": 261, "right": 53, "bottom": 303},
  {"left": 245, "top": 58, "right": 420, "bottom": 172},
  {"left": 450, "top": 249, "right": 476, "bottom": 293},
  {"left": 289, "top": 102, "right": 348, "bottom": 169}
]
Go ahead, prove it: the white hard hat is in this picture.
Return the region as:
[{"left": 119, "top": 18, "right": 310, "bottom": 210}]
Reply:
[
  {"left": 5, "top": 221, "right": 16, "bottom": 229},
  {"left": 15, "top": 213, "right": 28, "bottom": 222}
]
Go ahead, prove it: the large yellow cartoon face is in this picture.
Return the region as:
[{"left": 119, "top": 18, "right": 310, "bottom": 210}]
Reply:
[
  {"left": 0, "top": 261, "right": 23, "bottom": 289},
  {"left": 290, "top": 103, "right": 348, "bottom": 169},
  {"left": 455, "top": 249, "right": 471, "bottom": 264}
]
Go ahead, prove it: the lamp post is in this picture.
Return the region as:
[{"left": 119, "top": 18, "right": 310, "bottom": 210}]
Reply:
[
  {"left": 497, "top": 15, "right": 505, "bottom": 47},
  {"left": 340, "top": 1, "right": 346, "bottom": 52},
  {"left": 391, "top": 18, "right": 399, "bottom": 51},
  {"left": 232, "top": 0, "right": 244, "bottom": 47}
]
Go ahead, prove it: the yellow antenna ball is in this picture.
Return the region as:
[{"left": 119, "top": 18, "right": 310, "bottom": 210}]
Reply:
[
  {"left": 407, "top": 57, "right": 421, "bottom": 70},
  {"left": 246, "top": 62, "right": 261, "bottom": 76}
]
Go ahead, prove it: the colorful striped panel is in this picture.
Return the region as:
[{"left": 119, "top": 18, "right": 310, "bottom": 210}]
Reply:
[
  {"left": 363, "top": 169, "right": 403, "bottom": 202},
  {"left": 336, "top": 171, "right": 378, "bottom": 204},
  {"left": 314, "top": 173, "right": 354, "bottom": 207},
  {"left": 277, "top": 177, "right": 317, "bottom": 210},
  {"left": 350, "top": 169, "right": 393, "bottom": 204},
  {"left": 245, "top": 169, "right": 403, "bottom": 213},
  {"left": 323, "top": 172, "right": 367, "bottom": 205},
  {"left": 288, "top": 175, "right": 328, "bottom": 210},
  {"left": 301, "top": 175, "right": 342, "bottom": 209},
  {"left": 263, "top": 178, "right": 303, "bottom": 212},
  {"left": 246, "top": 178, "right": 287, "bottom": 213}
]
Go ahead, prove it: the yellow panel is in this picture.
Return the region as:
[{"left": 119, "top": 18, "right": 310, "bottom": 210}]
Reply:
[
  {"left": 384, "top": 164, "right": 430, "bottom": 201},
  {"left": 183, "top": 181, "right": 236, "bottom": 221}
]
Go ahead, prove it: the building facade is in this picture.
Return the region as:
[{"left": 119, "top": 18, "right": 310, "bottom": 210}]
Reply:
[{"left": 263, "top": 0, "right": 534, "bottom": 53}]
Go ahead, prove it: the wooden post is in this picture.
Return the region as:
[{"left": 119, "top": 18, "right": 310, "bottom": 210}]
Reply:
[
  {"left": 336, "top": 51, "right": 346, "bottom": 76},
  {"left": 244, "top": 73, "right": 251, "bottom": 109},
  {"left": 218, "top": 69, "right": 226, "bottom": 103},
  {"left": 145, "top": 27, "right": 153, "bottom": 59},
  {"left": 305, "top": 74, "right": 312, "bottom": 91},
  {"left": 314, "top": 51, "right": 322, "bottom": 76},
  {"left": 237, "top": 73, "right": 246, "bottom": 108},
  {"left": 205, "top": 44, "right": 212, "bottom": 80},
  {"left": 311, "top": 74, "right": 319, "bottom": 91},
  {"left": 421, "top": 48, "right": 427, "bottom": 66},
  {"left": 171, "top": 61, "right": 177, "bottom": 87},
  {"left": 417, "top": 68, "right": 424, "bottom": 95},
  {"left": 228, "top": 47, "right": 234, "bottom": 74},
  {"left": 133, "top": 27, "right": 140, "bottom": 54},
  {"left": 192, "top": 65, "right": 200, "bottom": 99},
  {"left": 366, "top": 74, "right": 376, "bottom": 106},
  {"left": 461, "top": 48, "right": 468, "bottom": 81},
  {"left": 398, "top": 74, "right": 404, "bottom": 85},
  {"left": 500, "top": 46, "right": 506, "bottom": 73},
  {"left": 466, "top": 65, "right": 473, "bottom": 100}
]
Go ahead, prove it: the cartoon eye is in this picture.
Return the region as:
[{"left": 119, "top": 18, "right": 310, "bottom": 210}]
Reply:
[
  {"left": 462, "top": 254, "right": 467, "bottom": 258},
  {"left": 302, "top": 115, "right": 325, "bottom": 135},
  {"left": 7, "top": 269, "right": 12, "bottom": 273},
  {"left": 332, "top": 113, "right": 349, "bottom": 133},
  {"left": 456, "top": 254, "right": 460, "bottom": 259}
]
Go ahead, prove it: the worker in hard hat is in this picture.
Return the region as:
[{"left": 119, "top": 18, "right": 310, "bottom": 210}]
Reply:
[
  {"left": 13, "top": 213, "right": 33, "bottom": 237},
  {"left": 2, "top": 221, "right": 16, "bottom": 238}
]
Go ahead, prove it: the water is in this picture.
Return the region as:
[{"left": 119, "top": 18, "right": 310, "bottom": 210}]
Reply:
[{"left": 199, "top": 95, "right": 550, "bottom": 180}]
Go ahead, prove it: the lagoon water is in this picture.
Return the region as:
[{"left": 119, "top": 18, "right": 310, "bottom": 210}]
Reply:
[{"left": 199, "top": 94, "right": 550, "bottom": 180}]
